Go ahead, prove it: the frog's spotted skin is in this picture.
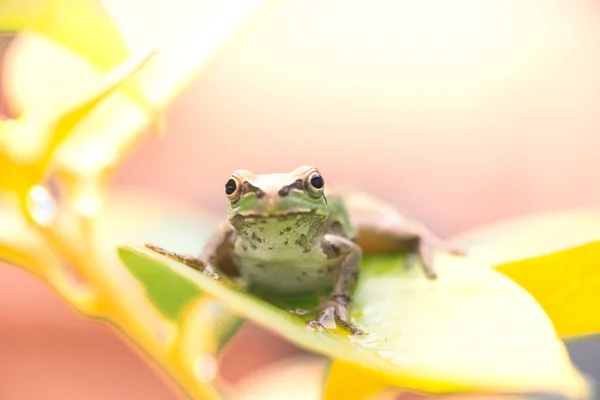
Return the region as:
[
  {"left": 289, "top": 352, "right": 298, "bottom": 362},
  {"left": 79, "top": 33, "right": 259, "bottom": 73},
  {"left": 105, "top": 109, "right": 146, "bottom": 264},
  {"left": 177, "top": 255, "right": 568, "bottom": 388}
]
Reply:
[
  {"left": 232, "top": 214, "right": 339, "bottom": 294},
  {"left": 146, "top": 166, "right": 465, "bottom": 335}
]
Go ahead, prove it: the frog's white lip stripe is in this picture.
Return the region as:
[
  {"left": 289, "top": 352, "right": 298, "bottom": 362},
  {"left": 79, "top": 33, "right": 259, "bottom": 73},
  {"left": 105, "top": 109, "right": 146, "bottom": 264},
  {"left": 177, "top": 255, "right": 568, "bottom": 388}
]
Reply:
[{"left": 235, "top": 211, "right": 317, "bottom": 219}]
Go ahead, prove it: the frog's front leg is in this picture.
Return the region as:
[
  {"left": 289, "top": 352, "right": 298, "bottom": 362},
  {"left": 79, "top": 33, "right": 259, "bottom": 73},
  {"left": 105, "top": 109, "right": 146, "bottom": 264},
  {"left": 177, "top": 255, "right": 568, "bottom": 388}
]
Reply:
[
  {"left": 307, "top": 234, "right": 364, "bottom": 335},
  {"left": 145, "top": 221, "right": 236, "bottom": 280},
  {"left": 144, "top": 243, "right": 220, "bottom": 280}
]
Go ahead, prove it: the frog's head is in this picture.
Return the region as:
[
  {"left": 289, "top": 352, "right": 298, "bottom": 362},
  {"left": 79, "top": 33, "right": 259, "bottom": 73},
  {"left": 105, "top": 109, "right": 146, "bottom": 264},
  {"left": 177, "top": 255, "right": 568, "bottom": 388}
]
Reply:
[{"left": 224, "top": 165, "right": 329, "bottom": 224}]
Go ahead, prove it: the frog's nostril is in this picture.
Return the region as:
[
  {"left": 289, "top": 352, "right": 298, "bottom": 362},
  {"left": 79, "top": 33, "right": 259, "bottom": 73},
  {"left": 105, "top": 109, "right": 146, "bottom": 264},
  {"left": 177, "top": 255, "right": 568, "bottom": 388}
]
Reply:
[{"left": 278, "top": 186, "right": 290, "bottom": 197}]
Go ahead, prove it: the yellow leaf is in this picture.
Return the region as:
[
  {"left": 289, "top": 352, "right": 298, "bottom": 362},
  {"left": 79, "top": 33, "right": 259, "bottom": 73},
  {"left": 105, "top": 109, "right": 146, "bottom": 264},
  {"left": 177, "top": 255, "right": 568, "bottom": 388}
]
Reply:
[
  {"left": 323, "top": 361, "right": 389, "bottom": 400},
  {"left": 0, "top": 50, "right": 153, "bottom": 197},
  {"left": 496, "top": 241, "right": 600, "bottom": 339},
  {"left": 0, "top": 196, "right": 56, "bottom": 274},
  {"left": 0, "top": 0, "right": 128, "bottom": 71},
  {"left": 0, "top": 196, "right": 98, "bottom": 312},
  {"left": 4, "top": 0, "right": 273, "bottom": 215},
  {"left": 455, "top": 209, "right": 600, "bottom": 338},
  {"left": 455, "top": 209, "right": 600, "bottom": 268},
  {"left": 50, "top": 0, "right": 272, "bottom": 223},
  {"left": 325, "top": 361, "right": 569, "bottom": 400},
  {"left": 101, "top": 0, "right": 273, "bottom": 110},
  {"left": 0, "top": 0, "right": 152, "bottom": 135}
]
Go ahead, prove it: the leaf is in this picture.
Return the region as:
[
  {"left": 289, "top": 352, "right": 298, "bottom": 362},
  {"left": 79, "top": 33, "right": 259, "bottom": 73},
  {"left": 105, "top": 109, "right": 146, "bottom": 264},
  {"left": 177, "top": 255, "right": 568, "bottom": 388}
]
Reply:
[
  {"left": 324, "top": 362, "right": 540, "bottom": 400},
  {"left": 454, "top": 209, "right": 600, "bottom": 339},
  {"left": 101, "top": 0, "right": 273, "bottom": 110},
  {"left": 454, "top": 209, "right": 600, "bottom": 268},
  {"left": 1, "top": 0, "right": 149, "bottom": 112},
  {"left": 0, "top": 0, "right": 128, "bottom": 71},
  {"left": 122, "top": 248, "right": 203, "bottom": 321},
  {"left": 3, "top": 0, "right": 273, "bottom": 221},
  {"left": 0, "top": 195, "right": 58, "bottom": 274},
  {"left": 323, "top": 361, "right": 389, "bottom": 400},
  {"left": 0, "top": 195, "right": 99, "bottom": 310},
  {"left": 118, "top": 246, "right": 589, "bottom": 398},
  {"left": 5, "top": 0, "right": 272, "bottom": 179},
  {"left": 496, "top": 242, "right": 600, "bottom": 339},
  {"left": 94, "top": 188, "right": 244, "bottom": 353},
  {"left": 0, "top": 50, "right": 153, "bottom": 197}
]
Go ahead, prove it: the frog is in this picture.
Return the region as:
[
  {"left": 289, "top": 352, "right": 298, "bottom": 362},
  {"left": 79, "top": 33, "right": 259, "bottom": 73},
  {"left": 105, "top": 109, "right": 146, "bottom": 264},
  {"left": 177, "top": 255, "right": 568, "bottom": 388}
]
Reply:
[{"left": 146, "top": 165, "right": 465, "bottom": 335}]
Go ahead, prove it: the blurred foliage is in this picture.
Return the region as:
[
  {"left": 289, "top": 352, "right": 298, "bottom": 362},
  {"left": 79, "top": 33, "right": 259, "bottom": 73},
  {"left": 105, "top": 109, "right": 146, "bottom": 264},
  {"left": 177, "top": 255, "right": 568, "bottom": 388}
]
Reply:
[
  {"left": 0, "top": 1, "right": 599, "bottom": 399},
  {"left": 0, "top": 0, "right": 271, "bottom": 398}
]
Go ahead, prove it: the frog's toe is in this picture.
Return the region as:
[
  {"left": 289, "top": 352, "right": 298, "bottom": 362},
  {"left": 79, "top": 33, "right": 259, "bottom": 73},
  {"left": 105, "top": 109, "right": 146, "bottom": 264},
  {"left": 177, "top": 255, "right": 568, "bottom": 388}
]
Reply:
[
  {"left": 145, "top": 243, "right": 169, "bottom": 256},
  {"left": 334, "top": 310, "right": 364, "bottom": 335},
  {"left": 338, "top": 319, "right": 364, "bottom": 335},
  {"left": 306, "top": 320, "right": 325, "bottom": 332},
  {"left": 202, "top": 269, "right": 221, "bottom": 281},
  {"left": 403, "top": 252, "right": 417, "bottom": 270},
  {"left": 449, "top": 246, "right": 467, "bottom": 257},
  {"left": 424, "top": 269, "right": 438, "bottom": 280},
  {"left": 350, "top": 325, "right": 365, "bottom": 336},
  {"left": 433, "top": 239, "right": 467, "bottom": 257},
  {"left": 418, "top": 242, "right": 438, "bottom": 280}
]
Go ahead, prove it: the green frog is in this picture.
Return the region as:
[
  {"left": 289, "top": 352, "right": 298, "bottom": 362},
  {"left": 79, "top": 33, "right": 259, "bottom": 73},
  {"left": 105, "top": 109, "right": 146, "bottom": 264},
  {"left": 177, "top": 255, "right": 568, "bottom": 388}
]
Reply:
[{"left": 146, "top": 166, "right": 464, "bottom": 335}]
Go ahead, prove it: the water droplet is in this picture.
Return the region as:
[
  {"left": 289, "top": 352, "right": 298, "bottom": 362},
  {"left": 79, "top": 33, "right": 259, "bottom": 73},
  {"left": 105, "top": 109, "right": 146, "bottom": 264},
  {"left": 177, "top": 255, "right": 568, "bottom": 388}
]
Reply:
[
  {"left": 27, "top": 185, "right": 57, "bottom": 226},
  {"left": 194, "top": 355, "right": 217, "bottom": 382}
]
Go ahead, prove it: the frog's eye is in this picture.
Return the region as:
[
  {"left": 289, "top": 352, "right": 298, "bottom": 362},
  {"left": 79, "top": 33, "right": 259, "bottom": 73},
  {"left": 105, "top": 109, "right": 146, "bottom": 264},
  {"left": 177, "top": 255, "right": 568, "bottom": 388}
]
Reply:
[
  {"left": 225, "top": 177, "right": 242, "bottom": 201},
  {"left": 310, "top": 174, "right": 324, "bottom": 189},
  {"left": 306, "top": 172, "right": 325, "bottom": 197}
]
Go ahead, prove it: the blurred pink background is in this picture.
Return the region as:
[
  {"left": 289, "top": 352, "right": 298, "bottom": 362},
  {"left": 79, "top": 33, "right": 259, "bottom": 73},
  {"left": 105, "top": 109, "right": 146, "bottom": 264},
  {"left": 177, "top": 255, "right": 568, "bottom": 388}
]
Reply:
[{"left": 2, "top": 1, "right": 600, "bottom": 398}]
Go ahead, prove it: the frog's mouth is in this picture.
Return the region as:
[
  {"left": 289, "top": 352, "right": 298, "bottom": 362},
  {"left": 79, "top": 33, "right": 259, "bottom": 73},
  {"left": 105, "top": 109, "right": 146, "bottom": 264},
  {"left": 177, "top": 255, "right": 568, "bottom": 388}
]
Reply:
[
  {"left": 238, "top": 211, "right": 314, "bottom": 219},
  {"left": 231, "top": 209, "right": 326, "bottom": 221}
]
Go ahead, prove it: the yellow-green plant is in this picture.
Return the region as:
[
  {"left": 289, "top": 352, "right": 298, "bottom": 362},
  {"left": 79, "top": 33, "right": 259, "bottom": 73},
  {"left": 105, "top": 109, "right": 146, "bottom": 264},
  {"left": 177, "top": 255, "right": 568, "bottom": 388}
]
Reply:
[
  {"left": 1, "top": 1, "right": 599, "bottom": 399},
  {"left": 0, "top": 0, "right": 271, "bottom": 398}
]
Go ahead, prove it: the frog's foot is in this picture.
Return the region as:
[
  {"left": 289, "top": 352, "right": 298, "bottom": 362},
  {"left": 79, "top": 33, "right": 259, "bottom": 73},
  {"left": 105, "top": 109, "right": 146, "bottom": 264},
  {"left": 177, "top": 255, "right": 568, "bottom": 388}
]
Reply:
[
  {"left": 144, "top": 244, "right": 220, "bottom": 280},
  {"left": 306, "top": 295, "right": 364, "bottom": 336},
  {"left": 407, "top": 238, "right": 467, "bottom": 280},
  {"left": 437, "top": 240, "right": 467, "bottom": 257}
]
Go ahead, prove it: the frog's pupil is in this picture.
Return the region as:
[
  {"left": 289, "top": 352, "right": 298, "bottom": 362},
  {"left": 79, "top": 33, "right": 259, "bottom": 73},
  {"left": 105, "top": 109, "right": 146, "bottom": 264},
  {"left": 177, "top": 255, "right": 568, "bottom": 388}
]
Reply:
[
  {"left": 225, "top": 179, "right": 237, "bottom": 195},
  {"left": 310, "top": 174, "right": 324, "bottom": 189}
]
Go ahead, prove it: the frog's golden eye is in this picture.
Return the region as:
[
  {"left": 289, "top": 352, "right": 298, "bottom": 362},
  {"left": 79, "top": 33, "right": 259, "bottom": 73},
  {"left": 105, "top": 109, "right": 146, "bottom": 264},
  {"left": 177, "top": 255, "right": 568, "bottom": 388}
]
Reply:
[
  {"left": 225, "top": 177, "right": 242, "bottom": 202},
  {"left": 305, "top": 172, "right": 325, "bottom": 197}
]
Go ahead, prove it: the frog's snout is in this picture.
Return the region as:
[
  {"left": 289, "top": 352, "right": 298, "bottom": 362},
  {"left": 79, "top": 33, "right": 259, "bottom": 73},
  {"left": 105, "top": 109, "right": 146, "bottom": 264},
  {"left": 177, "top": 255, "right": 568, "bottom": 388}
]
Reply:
[{"left": 256, "top": 193, "right": 284, "bottom": 215}]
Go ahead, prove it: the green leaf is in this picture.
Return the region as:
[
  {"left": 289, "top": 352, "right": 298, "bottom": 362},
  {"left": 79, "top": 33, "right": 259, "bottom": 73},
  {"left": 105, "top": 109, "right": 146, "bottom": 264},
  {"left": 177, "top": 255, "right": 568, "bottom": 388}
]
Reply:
[
  {"left": 118, "top": 248, "right": 244, "bottom": 355},
  {"left": 118, "top": 246, "right": 589, "bottom": 398},
  {"left": 120, "top": 249, "right": 202, "bottom": 321},
  {"left": 93, "top": 189, "right": 244, "bottom": 354}
]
